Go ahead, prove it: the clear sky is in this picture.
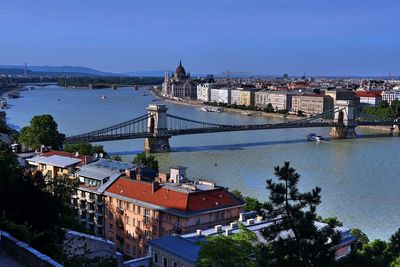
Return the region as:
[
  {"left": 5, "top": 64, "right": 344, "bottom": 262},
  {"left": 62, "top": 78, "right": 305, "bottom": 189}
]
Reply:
[{"left": 0, "top": 0, "right": 399, "bottom": 76}]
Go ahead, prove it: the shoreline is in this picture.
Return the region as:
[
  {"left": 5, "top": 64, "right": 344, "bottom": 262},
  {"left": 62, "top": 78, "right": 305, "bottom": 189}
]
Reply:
[{"left": 149, "top": 88, "right": 300, "bottom": 121}]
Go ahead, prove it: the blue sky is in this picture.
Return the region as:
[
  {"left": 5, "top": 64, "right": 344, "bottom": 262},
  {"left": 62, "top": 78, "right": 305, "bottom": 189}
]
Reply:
[{"left": 0, "top": 0, "right": 399, "bottom": 76}]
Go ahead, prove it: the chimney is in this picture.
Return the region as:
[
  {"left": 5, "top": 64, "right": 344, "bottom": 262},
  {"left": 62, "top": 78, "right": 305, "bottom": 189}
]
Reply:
[
  {"left": 196, "top": 229, "right": 202, "bottom": 236},
  {"left": 230, "top": 222, "right": 238, "bottom": 229},
  {"left": 247, "top": 219, "right": 254, "bottom": 225},
  {"left": 125, "top": 169, "right": 134, "bottom": 179},
  {"left": 157, "top": 173, "right": 168, "bottom": 184},
  {"left": 224, "top": 228, "right": 232, "bottom": 236},
  {"left": 152, "top": 181, "right": 160, "bottom": 193},
  {"left": 214, "top": 225, "right": 222, "bottom": 232},
  {"left": 239, "top": 213, "right": 246, "bottom": 222},
  {"left": 136, "top": 167, "right": 142, "bottom": 181}
]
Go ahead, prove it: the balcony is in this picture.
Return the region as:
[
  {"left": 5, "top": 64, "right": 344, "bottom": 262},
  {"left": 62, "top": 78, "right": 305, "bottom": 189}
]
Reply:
[{"left": 117, "top": 208, "right": 124, "bottom": 215}]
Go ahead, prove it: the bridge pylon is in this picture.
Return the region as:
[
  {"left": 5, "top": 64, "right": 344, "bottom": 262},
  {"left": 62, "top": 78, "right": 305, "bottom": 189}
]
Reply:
[
  {"left": 330, "top": 100, "right": 357, "bottom": 139},
  {"left": 144, "top": 104, "right": 171, "bottom": 153}
]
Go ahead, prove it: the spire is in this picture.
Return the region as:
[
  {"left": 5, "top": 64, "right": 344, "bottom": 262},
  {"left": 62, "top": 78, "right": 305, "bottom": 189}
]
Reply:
[{"left": 179, "top": 60, "right": 182, "bottom": 67}]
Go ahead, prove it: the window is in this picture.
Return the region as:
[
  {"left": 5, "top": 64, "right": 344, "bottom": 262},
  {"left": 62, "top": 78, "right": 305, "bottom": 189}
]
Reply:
[
  {"left": 109, "top": 223, "right": 113, "bottom": 232},
  {"left": 162, "top": 256, "right": 168, "bottom": 267},
  {"left": 145, "top": 230, "right": 149, "bottom": 239},
  {"left": 132, "top": 218, "right": 136, "bottom": 227},
  {"left": 153, "top": 252, "right": 159, "bottom": 264},
  {"left": 172, "top": 261, "right": 178, "bottom": 267},
  {"left": 109, "top": 196, "right": 112, "bottom": 203},
  {"left": 145, "top": 209, "right": 150, "bottom": 224},
  {"left": 118, "top": 200, "right": 123, "bottom": 209},
  {"left": 126, "top": 216, "right": 130, "bottom": 225},
  {"left": 196, "top": 218, "right": 201, "bottom": 225},
  {"left": 81, "top": 191, "right": 86, "bottom": 198}
]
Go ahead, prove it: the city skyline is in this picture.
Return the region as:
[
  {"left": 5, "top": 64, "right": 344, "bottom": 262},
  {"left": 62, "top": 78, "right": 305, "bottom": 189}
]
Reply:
[{"left": 0, "top": 0, "right": 399, "bottom": 76}]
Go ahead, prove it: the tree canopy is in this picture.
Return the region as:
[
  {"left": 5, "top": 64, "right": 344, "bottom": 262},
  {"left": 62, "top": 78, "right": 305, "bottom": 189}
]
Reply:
[
  {"left": 19, "top": 114, "right": 65, "bottom": 150},
  {"left": 197, "top": 224, "right": 260, "bottom": 267},
  {"left": 132, "top": 152, "right": 159, "bottom": 171},
  {"left": 261, "top": 161, "right": 340, "bottom": 267},
  {"left": 63, "top": 141, "right": 107, "bottom": 156}
]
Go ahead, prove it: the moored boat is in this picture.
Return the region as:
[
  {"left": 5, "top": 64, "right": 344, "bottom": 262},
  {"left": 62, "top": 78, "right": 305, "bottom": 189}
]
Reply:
[{"left": 306, "top": 133, "right": 324, "bottom": 142}]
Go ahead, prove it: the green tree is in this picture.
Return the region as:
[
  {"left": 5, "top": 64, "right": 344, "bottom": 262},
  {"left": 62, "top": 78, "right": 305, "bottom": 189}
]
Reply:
[
  {"left": 19, "top": 114, "right": 65, "bottom": 150},
  {"left": 230, "top": 190, "right": 264, "bottom": 213},
  {"left": 197, "top": 224, "right": 260, "bottom": 267},
  {"left": 351, "top": 228, "right": 369, "bottom": 247},
  {"left": 64, "top": 141, "right": 107, "bottom": 156},
  {"left": 261, "top": 161, "right": 340, "bottom": 267},
  {"left": 111, "top": 155, "right": 122, "bottom": 161},
  {"left": 316, "top": 216, "right": 343, "bottom": 228},
  {"left": 132, "top": 152, "right": 159, "bottom": 171},
  {"left": 0, "top": 119, "right": 10, "bottom": 134}
]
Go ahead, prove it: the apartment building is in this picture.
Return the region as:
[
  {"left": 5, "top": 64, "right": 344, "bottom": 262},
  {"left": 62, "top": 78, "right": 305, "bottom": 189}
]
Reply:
[
  {"left": 210, "top": 87, "right": 231, "bottom": 104},
  {"left": 239, "top": 90, "right": 255, "bottom": 106},
  {"left": 255, "top": 91, "right": 294, "bottom": 111},
  {"left": 382, "top": 90, "right": 400, "bottom": 105},
  {"left": 148, "top": 212, "right": 356, "bottom": 267},
  {"left": 71, "top": 158, "right": 156, "bottom": 236},
  {"left": 27, "top": 150, "right": 87, "bottom": 179},
  {"left": 291, "top": 94, "right": 334, "bottom": 115},
  {"left": 355, "top": 91, "right": 382, "bottom": 107},
  {"left": 103, "top": 167, "right": 244, "bottom": 259}
]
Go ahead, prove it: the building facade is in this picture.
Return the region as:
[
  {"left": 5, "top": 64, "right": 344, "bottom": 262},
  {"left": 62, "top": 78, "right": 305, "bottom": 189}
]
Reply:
[
  {"left": 239, "top": 90, "right": 255, "bottom": 106},
  {"left": 381, "top": 90, "right": 400, "bottom": 105},
  {"left": 103, "top": 168, "right": 244, "bottom": 259},
  {"left": 255, "top": 91, "right": 294, "bottom": 111},
  {"left": 291, "top": 94, "right": 334, "bottom": 115},
  {"left": 210, "top": 87, "right": 231, "bottom": 104},
  {"left": 161, "top": 61, "right": 197, "bottom": 99},
  {"left": 71, "top": 159, "right": 139, "bottom": 236}
]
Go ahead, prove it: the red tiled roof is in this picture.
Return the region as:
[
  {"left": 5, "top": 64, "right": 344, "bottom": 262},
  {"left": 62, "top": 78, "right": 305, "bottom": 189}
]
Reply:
[
  {"left": 355, "top": 91, "right": 382, "bottom": 97},
  {"left": 42, "top": 150, "right": 90, "bottom": 166},
  {"left": 105, "top": 177, "right": 243, "bottom": 213}
]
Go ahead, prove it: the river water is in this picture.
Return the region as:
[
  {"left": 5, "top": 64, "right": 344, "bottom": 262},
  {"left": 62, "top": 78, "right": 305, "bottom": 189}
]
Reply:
[{"left": 5, "top": 86, "right": 400, "bottom": 240}]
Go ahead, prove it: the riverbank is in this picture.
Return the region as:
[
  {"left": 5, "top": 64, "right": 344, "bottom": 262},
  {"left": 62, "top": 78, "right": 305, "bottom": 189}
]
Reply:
[{"left": 149, "top": 88, "right": 300, "bottom": 121}]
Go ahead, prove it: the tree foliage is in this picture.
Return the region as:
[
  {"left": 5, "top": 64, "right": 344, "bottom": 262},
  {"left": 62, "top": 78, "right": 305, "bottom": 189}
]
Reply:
[
  {"left": 261, "top": 161, "right": 340, "bottom": 267},
  {"left": 362, "top": 99, "right": 400, "bottom": 120},
  {"left": 0, "top": 146, "right": 84, "bottom": 261},
  {"left": 197, "top": 224, "right": 260, "bottom": 267},
  {"left": 64, "top": 141, "right": 107, "bottom": 156},
  {"left": 231, "top": 189, "right": 264, "bottom": 213},
  {"left": 19, "top": 114, "right": 65, "bottom": 150},
  {"left": 132, "top": 152, "right": 159, "bottom": 171}
]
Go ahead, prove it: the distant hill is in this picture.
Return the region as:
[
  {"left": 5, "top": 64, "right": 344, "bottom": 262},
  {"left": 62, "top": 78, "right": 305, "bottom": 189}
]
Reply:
[
  {"left": 0, "top": 65, "right": 117, "bottom": 76},
  {"left": 0, "top": 67, "right": 36, "bottom": 76},
  {"left": 120, "top": 70, "right": 166, "bottom": 77}
]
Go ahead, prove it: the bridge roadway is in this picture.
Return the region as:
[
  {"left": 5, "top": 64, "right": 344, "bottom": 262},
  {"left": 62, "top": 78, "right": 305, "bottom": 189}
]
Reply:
[{"left": 65, "top": 121, "right": 358, "bottom": 144}]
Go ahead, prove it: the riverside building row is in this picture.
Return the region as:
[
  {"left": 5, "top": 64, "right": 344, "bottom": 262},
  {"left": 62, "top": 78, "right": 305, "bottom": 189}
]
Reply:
[{"left": 25, "top": 151, "right": 244, "bottom": 260}]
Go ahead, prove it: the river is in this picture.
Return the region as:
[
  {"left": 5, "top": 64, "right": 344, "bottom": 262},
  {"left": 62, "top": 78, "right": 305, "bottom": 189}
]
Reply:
[{"left": 5, "top": 86, "right": 400, "bottom": 240}]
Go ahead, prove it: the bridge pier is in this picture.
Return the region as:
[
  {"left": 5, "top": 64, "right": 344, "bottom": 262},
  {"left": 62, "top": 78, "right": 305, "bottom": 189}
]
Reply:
[
  {"left": 330, "top": 100, "right": 357, "bottom": 139},
  {"left": 330, "top": 126, "right": 357, "bottom": 139},
  {"left": 144, "top": 136, "right": 171, "bottom": 153},
  {"left": 144, "top": 104, "right": 171, "bottom": 153}
]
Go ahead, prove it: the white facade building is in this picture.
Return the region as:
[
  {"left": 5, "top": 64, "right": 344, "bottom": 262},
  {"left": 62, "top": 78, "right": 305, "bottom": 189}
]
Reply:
[
  {"left": 210, "top": 88, "right": 231, "bottom": 104},
  {"left": 197, "top": 83, "right": 212, "bottom": 102},
  {"left": 230, "top": 89, "right": 241, "bottom": 105},
  {"left": 382, "top": 90, "right": 400, "bottom": 105},
  {"left": 255, "top": 91, "right": 294, "bottom": 111}
]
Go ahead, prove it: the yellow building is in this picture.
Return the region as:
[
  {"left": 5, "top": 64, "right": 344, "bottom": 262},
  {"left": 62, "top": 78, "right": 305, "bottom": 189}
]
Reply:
[{"left": 239, "top": 90, "right": 255, "bottom": 106}]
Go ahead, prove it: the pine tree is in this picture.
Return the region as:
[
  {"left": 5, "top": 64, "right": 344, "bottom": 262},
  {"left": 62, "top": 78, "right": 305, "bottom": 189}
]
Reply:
[{"left": 260, "top": 161, "right": 340, "bottom": 267}]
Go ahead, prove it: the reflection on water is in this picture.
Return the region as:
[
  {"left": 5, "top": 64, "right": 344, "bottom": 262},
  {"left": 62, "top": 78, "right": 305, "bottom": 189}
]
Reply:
[{"left": 6, "top": 86, "right": 400, "bottom": 240}]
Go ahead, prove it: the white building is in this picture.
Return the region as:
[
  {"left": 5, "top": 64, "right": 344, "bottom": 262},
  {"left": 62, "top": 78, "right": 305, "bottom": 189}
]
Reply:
[
  {"left": 210, "top": 87, "right": 232, "bottom": 104},
  {"left": 382, "top": 90, "right": 400, "bottom": 105},
  {"left": 230, "top": 89, "right": 241, "bottom": 105},
  {"left": 197, "top": 83, "right": 212, "bottom": 102},
  {"left": 255, "top": 91, "right": 294, "bottom": 111}
]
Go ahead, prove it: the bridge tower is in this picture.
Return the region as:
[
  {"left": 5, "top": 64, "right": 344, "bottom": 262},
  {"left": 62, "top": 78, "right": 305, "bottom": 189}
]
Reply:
[
  {"left": 330, "top": 100, "right": 357, "bottom": 139},
  {"left": 144, "top": 104, "right": 171, "bottom": 153}
]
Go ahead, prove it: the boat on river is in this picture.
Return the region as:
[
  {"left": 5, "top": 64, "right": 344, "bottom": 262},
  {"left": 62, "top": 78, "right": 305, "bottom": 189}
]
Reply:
[
  {"left": 0, "top": 100, "right": 8, "bottom": 109},
  {"left": 201, "top": 106, "right": 223, "bottom": 113},
  {"left": 241, "top": 111, "right": 252, "bottom": 116},
  {"left": 101, "top": 95, "right": 107, "bottom": 100},
  {"left": 306, "top": 133, "right": 324, "bottom": 142}
]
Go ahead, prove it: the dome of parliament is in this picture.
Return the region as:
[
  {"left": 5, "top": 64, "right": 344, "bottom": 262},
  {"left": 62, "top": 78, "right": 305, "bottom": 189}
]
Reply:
[{"left": 175, "top": 60, "right": 186, "bottom": 77}]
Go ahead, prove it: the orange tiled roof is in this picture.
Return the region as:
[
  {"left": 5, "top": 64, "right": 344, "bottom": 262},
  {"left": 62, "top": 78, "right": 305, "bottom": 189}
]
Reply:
[
  {"left": 355, "top": 91, "right": 382, "bottom": 97},
  {"left": 105, "top": 177, "right": 243, "bottom": 213}
]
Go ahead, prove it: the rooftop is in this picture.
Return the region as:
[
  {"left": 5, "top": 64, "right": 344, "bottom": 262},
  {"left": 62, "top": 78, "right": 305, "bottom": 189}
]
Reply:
[
  {"left": 104, "top": 177, "right": 244, "bottom": 214},
  {"left": 148, "top": 235, "right": 200, "bottom": 263},
  {"left": 27, "top": 155, "right": 82, "bottom": 168}
]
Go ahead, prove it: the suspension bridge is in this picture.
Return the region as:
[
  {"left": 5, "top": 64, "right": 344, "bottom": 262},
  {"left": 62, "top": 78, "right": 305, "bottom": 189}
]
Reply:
[{"left": 64, "top": 101, "right": 400, "bottom": 152}]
